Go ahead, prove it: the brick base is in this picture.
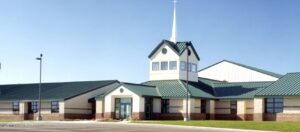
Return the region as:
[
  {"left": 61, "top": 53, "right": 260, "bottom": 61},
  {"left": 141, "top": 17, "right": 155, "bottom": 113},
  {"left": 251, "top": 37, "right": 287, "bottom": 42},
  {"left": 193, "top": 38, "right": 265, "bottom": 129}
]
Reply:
[
  {"left": 215, "top": 114, "right": 237, "bottom": 120},
  {"left": 264, "top": 113, "right": 300, "bottom": 121},
  {"left": 95, "top": 113, "right": 104, "bottom": 119},
  {"left": 253, "top": 114, "right": 263, "bottom": 121},
  {"left": 153, "top": 113, "right": 184, "bottom": 120},
  {"left": 0, "top": 114, "right": 25, "bottom": 120},
  {"left": 132, "top": 112, "right": 145, "bottom": 120},
  {"left": 207, "top": 114, "right": 215, "bottom": 120},
  {"left": 190, "top": 113, "right": 206, "bottom": 120},
  {"left": 64, "top": 113, "right": 92, "bottom": 120},
  {"left": 104, "top": 112, "right": 114, "bottom": 119}
]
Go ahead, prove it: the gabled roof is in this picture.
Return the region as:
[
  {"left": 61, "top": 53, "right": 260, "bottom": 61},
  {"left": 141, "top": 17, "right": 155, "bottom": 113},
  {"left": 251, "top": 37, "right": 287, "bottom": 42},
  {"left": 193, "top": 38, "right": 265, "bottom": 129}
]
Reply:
[
  {"left": 0, "top": 80, "right": 118, "bottom": 101},
  {"left": 256, "top": 73, "right": 300, "bottom": 96},
  {"left": 142, "top": 80, "right": 215, "bottom": 99},
  {"left": 213, "top": 81, "right": 273, "bottom": 99},
  {"left": 198, "top": 60, "right": 282, "bottom": 78},
  {"left": 121, "top": 83, "right": 160, "bottom": 97},
  {"left": 148, "top": 40, "right": 200, "bottom": 60}
]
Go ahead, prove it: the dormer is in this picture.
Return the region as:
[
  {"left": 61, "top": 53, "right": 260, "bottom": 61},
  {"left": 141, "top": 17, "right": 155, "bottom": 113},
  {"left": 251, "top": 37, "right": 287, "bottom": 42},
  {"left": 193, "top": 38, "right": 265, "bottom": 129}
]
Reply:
[{"left": 148, "top": 40, "right": 200, "bottom": 82}]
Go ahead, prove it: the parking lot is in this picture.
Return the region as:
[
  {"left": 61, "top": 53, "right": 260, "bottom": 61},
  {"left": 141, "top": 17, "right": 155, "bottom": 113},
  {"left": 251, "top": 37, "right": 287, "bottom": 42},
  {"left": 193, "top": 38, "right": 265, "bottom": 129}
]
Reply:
[{"left": 0, "top": 121, "right": 269, "bottom": 132}]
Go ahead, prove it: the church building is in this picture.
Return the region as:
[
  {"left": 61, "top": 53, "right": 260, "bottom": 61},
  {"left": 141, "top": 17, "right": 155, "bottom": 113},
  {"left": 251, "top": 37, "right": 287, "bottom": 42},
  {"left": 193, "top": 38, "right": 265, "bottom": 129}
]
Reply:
[{"left": 1, "top": 2, "right": 300, "bottom": 122}]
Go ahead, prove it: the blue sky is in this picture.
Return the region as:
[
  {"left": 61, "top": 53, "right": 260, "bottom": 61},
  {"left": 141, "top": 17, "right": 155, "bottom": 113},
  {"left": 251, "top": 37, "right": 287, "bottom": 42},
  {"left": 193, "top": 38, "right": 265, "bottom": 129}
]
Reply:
[{"left": 0, "top": 0, "right": 299, "bottom": 84}]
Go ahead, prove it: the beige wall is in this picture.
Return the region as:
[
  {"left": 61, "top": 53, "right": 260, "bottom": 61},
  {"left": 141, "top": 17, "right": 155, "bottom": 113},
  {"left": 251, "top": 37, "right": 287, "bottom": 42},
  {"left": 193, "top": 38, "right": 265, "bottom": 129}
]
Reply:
[
  {"left": 198, "top": 61, "right": 278, "bottom": 82},
  {"left": 153, "top": 98, "right": 161, "bottom": 113},
  {"left": 169, "top": 99, "right": 183, "bottom": 113},
  {"left": 65, "top": 82, "right": 119, "bottom": 114},
  {"left": 0, "top": 101, "right": 55, "bottom": 114},
  {"left": 237, "top": 100, "right": 245, "bottom": 115},
  {"left": 215, "top": 100, "right": 231, "bottom": 114},
  {"left": 245, "top": 100, "right": 254, "bottom": 114},
  {"left": 40, "top": 101, "right": 52, "bottom": 114},
  {"left": 254, "top": 98, "right": 264, "bottom": 114},
  {"left": 0, "top": 101, "right": 14, "bottom": 114},
  {"left": 96, "top": 100, "right": 103, "bottom": 114},
  {"left": 193, "top": 99, "right": 201, "bottom": 113},
  {"left": 207, "top": 100, "right": 215, "bottom": 114},
  {"left": 104, "top": 85, "right": 144, "bottom": 113},
  {"left": 284, "top": 97, "right": 300, "bottom": 113}
]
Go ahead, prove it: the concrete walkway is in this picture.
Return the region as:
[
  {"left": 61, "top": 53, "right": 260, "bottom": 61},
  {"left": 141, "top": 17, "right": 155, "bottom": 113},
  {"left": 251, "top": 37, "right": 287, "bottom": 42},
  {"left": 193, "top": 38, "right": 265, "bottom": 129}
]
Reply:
[{"left": 0, "top": 121, "right": 274, "bottom": 132}]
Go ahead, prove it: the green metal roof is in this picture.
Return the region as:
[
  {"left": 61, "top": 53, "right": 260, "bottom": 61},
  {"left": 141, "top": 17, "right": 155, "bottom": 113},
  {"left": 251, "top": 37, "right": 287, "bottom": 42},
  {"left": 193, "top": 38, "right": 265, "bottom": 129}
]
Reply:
[
  {"left": 198, "top": 77, "right": 225, "bottom": 87},
  {"left": 0, "top": 80, "right": 118, "bottom": 101},
  {"left": 121, "top": 83, "right": 160, "bottom": 97},
  {"left": 142, "top": 80, "right": 215, "bottom": 99},
  {"left": 199, "top": 60, "right": 282, "bottom": 78},
  {"left": 213, "top": 81, "right": 273, "bottom": 99},
  {"left": 256, "top": 73, "right": 300, "bottom": 96},
  {"left": 143, "top": 80, "right": 187, "bottom": 98},
  {"left": 148, "top": 40, "right": 200, "bottom": 60}
]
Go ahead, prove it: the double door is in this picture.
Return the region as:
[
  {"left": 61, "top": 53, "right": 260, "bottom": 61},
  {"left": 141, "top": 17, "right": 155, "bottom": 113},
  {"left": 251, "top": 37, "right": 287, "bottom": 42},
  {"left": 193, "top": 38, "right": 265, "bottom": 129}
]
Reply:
[{"left": 115, "top": 98, "right": 132, "bottom": 120}]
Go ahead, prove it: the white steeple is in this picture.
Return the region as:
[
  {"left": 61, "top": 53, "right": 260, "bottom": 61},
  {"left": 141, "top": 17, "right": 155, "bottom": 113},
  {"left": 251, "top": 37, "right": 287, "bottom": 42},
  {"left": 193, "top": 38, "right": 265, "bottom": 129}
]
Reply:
[{"left": 170, "top": 0, "right": 177, "bottom": 43}]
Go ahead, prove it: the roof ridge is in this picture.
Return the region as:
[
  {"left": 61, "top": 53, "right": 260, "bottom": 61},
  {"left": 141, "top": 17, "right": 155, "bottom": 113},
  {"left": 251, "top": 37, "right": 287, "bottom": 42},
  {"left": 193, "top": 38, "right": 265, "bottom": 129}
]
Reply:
[
  {"left": 121, "top": 82, "right": 155, "bottom": 88},
  {"left": 224, "top": 60, "right": 282, "bottom": 78},
  {"left": 198, "top": 77, "right": 225, "bottom": 82},
  {"left": 0, "top": 80, "right": 118, "bottom": 86},
  {"left": 287, "top": 72, "right": 300, "bottom": 74},
  {"left": 213, "top": 81, "right": 275, "bottom": 85},
  {"left": 198, "top": 59, "right": 282, "bottom": 78},
  {"left": 178, "top": 80, "right": 191, "bottom": 96}
]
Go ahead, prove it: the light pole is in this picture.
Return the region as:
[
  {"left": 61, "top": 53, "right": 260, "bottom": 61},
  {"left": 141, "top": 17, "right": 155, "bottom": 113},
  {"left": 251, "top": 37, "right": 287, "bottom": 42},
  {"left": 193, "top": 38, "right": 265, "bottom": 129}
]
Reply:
[
  {"left": 36, "top": 54, "right": 43, "bottom": 121},
  {"left": 184, "top": 45, "right": 190, "bottom": 122}
]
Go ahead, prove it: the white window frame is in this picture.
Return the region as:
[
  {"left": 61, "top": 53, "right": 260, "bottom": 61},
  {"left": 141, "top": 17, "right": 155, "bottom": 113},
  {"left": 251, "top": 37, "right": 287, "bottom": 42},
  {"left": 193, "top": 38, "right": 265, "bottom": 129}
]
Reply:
[
  {"left": 152, "top": 62, "right": 159, "bottom": 71},
  {"left": 180, "top": 61, "right": 187, "bottom": 71},
  {"left": 169, "top": 61, "right": 177, "bottom": 70},
  {"left": 161, "top": 61, "right": 168, "bottom": 70}
]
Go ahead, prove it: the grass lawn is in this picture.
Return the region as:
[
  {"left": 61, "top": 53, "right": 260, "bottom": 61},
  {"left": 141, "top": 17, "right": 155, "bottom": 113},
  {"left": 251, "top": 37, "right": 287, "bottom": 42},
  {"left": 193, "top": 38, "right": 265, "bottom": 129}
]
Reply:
[
  {"left": 0, "top": 120, "right": 20, "bottom": 122},
  {"left": 134, "top": 120, "right": 300, "bottom": 132}
]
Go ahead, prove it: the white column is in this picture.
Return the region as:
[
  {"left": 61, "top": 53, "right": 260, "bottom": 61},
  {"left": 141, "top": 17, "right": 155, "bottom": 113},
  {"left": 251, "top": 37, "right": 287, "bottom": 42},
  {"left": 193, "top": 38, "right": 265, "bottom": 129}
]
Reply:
[
  {"left": 237, "top": 100, "right": 246, "bottom": 120},
  {"left": 254, "top": 98, "right": 264, "bottom": 121}
]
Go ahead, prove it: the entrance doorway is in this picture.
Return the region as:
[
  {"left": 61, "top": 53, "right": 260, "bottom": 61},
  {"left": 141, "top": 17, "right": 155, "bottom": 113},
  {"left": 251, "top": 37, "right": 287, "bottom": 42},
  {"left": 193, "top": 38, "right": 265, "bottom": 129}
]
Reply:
[
  {"left": 115, "top": 98, "right": 132, "bottom": 120},
  {"left": 144, "top": 97, "right": 153, "bottom": 120}
]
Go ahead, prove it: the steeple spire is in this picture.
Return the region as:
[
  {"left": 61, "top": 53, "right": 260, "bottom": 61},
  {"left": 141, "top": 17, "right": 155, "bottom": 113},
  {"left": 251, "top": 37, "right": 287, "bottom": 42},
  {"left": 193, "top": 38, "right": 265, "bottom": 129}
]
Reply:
[{"left": 170, "top": 0, "right": 177, "bottom": 43}]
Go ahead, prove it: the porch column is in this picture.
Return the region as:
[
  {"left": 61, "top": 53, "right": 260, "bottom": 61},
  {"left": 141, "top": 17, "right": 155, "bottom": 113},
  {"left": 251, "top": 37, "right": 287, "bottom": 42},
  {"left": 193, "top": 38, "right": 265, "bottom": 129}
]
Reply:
[
  {"left": 237, "top": 100, "right": 246, "bottom": 120},
  {"left": 253, "top": 98, "right": 264, "bottom": 121},
  {"left": 59, "top": 101, "right": 65, "bottom": 120},
  {"left": 19, "top": 102, "right": 27, "bottom": 120},
  {"left": 96, "top": 100, "right": 104, "bottom": 119},
  {"left": 183, "top": 98, "right": 194, "bottom": 120},
  {"left": 207, "top": 100, "right": 215, "bottom": 120}
]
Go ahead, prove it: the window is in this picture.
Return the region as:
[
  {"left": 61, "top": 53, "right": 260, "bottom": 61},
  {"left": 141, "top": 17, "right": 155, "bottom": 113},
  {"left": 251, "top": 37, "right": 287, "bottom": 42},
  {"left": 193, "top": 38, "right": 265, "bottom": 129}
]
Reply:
[
  {"left": 51, "top": 101, "right": 59, "bottom": 113},
  {"left": 161, "top": 99, "right": 170, "bottom": 113},
  {"left": 169, "top": 61, "right": 177, "bottom": 70},
  {"left": 30, "top": 102, "right": 39, "bottom": 113},
  {"left": 12, "top": 102, "right": 19, "bottom": 113},
  {"left": 201, "top": 100, "right": 206, "bottom": 114},
  {"left": 230, "top": 101, "right": 237, "bottom": 114},
  {"left": 265, "top": 98, "right": 283, "bottom": 113},
  {"left": 152, "top": 62, "right": 159, "bottom": 71},
  {"left": 161, "top": 61, "right": 168, "bottom": 70},
  {"left": 180, "top": 61, "right": 187, "bottom": 71},
  {"left": 191, "top": 64, "right": 197, "bottom": 72}
]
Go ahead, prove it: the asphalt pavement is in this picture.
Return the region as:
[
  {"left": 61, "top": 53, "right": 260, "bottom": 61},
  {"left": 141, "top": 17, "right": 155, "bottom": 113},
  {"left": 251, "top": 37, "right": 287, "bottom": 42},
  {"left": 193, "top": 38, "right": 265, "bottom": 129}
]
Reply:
[{"left": 0, "top": 121, "right": 272, "bottom": 132}]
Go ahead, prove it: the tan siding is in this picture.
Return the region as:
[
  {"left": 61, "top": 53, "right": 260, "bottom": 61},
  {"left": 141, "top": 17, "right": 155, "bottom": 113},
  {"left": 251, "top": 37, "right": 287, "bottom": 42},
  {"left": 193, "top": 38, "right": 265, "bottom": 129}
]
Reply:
[
  {"left": 215, "top": 100, "right": 230, "bottom": 114},
  {"left": 284, "top": 97, "right": 300, "bottom": 114},
  {"left": 169, "top": 99, "right": 183, "bottom": 113}
]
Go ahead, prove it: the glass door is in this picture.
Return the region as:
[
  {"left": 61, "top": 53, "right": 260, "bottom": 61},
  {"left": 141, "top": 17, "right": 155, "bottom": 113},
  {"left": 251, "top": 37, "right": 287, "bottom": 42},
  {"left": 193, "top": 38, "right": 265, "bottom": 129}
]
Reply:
[
  {"left": 144, "top": 97, "right": 153, "bottom": 120},
  {"left": 115, "top": 98, "right": 132, "bottom": 120}
]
